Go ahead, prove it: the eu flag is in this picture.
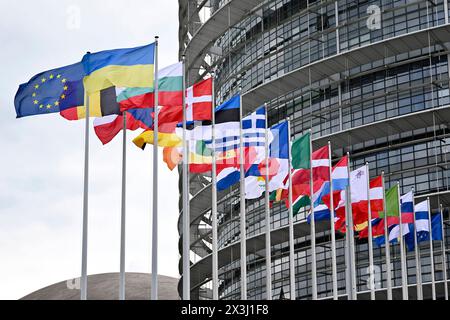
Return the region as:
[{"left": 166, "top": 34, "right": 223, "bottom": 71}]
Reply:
[{"left": 14, "top": 61, "right": 86, "bottom": 118}]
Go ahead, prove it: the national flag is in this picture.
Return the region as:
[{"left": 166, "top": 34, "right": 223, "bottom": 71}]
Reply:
[
  {"left": 321, "top": 155, "right": 349, "bottom": 231},
  {"left": 406, "top": 200, "right": 443, "bottom": 247},
  {"left": 242, "top": 106, "right": 272, "bottom": 199},
  {"left": 290, "top": 144, "right": 329, "bottom": 216},
  {"left": 117, "top": 62, "right": 183, "bottom": 111},
  {"left": 93, "top": 108, "right": 153, "bottom": 145},
  {"left": 307, "top": 146, "right": 331, "bottom": 222},
  {"left": 414, "top": 200, "right": 431, "bottom": 242},
  {"left": 60, "top": 86, "right": 121, "bottom": 120},
  {"left": 185, "top": 78, "right": 213, "bottom": 121},
  {"left": 82, "top": 43, "right": 155, "bottom": 94},
  {"left": 358, "top": 218, "right": 385, "bottom": 239},
  {"left": 388, "top": 222, "right": 410, "bottom": 243},
  {"left": 306, "top": 204, "right": 330, "bottom": 223},
  {"left": 292, "top": 132, "right": 310, "bottom": 169},
  {"left": 133, "top": 127, "right": 182, "bottom": 148},
  {"left": 288, "top": 132, "right": 311, "bottom": 215},
  {"left": 15, "top": 61, "right": 85, "bottom": 118},
  {"left": 216, "top": 147, "right": 257, "bottom": 191},
  {"left": 175, "top": 95, "right": 240, "bottom": 173},
  {"left": 382, "top": 185, "right": 408, "bottom": 242},
  {"left": 399, "top": 191, "right": 415, "bottom": 224},
  {"left": 265, "top": 121, "right": 289, "bottom": 192},
  {"left": 163, "top": 147, "right": 182, "bottom": 171},
  {"left": 180, "top": 95, "right": 240, "bottom": 147},
  {"left": 355, "top": 176, "right": 384, "bottom": 231},
  {"left": 214, "top": 101, "right": 264, "bottom": 192},
  {"left": 348, "top": 165, "right": 369, "bottom": 226}
]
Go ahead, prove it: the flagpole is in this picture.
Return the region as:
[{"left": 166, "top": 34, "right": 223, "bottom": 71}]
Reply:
[
  {"left": 365, "top": 163, "right": 375, "bottom": 300},
  {"left": 211, "top": 70, "right": 219, "bottom": 300},
  {"left": 412, "top": 187, "right": 423, "bottom": 300},
  {"left": 346, "top": 152, "right": 357, "bottom": 300},
  {"left": 264, "top": 104, "right": 272, "bottom": 300},
  {"left": 344, "top": 206, "right": 352, "bottom": 299},
  {"left": 440, "top": 203, "right": 448, "bottom": 300},
  {"left": 328, "top": 141, "right": 337, "bottom": 300},
  {"left": 80, "top": 91, "right": 90, "bottom": 300},
  {"left": 309, "top": 129, "right": 317, "bottom": 300},
  {"left": 151, "top": 36, "right": 159, "bottom": 300},
  {"left": 287, "top": 118, "right": 295, "bottom": 300},
  {"left": 397, "top": 182, "right": 408, "bottom": 300},
  {"left": 427, "top": 197, "right": 436, "bottom": 300},
  {"left": 238, "top": 88, "right": 247, "bottom": 300},
  {"left": 119, "top": 111, "right": 127, "bottom": 300},
  {"left": 381, "top": 172, "right": 392, "bottom": 300},
  {"left": 181, "top": 55, "right": 191, "bottom": 300}
]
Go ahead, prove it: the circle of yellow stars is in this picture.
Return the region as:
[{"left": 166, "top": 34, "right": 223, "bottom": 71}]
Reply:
[{"left": 32, "top": 73, "right": 69, "bottom": 110}]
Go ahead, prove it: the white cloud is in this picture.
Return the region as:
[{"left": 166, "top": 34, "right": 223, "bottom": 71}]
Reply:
[{"left": 0, "top": 0, "right": 181, "bottom": 299}]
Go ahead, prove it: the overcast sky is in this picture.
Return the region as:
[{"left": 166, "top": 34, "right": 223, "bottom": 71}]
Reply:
[{"left": 0, "top": 0, "right": 180, "bottom": 299}]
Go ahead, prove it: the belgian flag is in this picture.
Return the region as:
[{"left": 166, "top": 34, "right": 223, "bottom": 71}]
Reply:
[{"left": 60, "top": 86, "right": 120, "bottom": 120}]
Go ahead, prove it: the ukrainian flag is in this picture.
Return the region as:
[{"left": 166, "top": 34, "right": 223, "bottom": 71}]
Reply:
[{"left": 82, "top": 43, "right": 155, "bottom": 94}]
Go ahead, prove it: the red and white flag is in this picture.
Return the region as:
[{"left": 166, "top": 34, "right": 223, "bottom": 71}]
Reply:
[{"left": 185, "top": 77, "right": 212, "bottom": 121}]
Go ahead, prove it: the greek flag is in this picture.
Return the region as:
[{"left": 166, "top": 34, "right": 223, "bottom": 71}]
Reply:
[{"left": 207, "top": 105, "right": 267, "bottom": 152}]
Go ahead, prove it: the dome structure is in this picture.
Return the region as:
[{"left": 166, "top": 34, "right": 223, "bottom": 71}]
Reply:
[{"left": 21, "top": 272, "right": 179, "bottom": 300}]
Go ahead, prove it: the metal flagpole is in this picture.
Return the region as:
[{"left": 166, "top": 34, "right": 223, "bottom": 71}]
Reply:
[
  {"left": 427, "top": 197, "right": 436, "bottom": 300},
  {"left": 328, "top": 142, "right": 337, "bottom": 300},
  {"left": 412, "top": 188, "right": 423, "bottom": 300},
  {"left": 80, "top": 90, "right": 90, "bottom": 300},
  {"left": 440, "top": 204, "right": 448, "bottom": 300},
  {"left": 365, "top": 163, "right": 375, "bottom": 300},
  {"left": 346, "top": 152, "right": 357, "bottom": 300},
  {"left": 309, "top": 129, "right": 317, "bottom": 300},
  {"left": 381, "top": 172, "right": 392, "bottom": 300},
  {"left": 287, "top": 118, "right": 295, "bottom": 300},
  {"left": 181, "top": 55, "right": 190, "bottom": 300},
  {"left": 119, "top": 111, "right": 127, "bottom": 300},
  {"left": 264, "top": 104, "right": 272, "bottom": 300},
  {"left": 151, "top": 36, "right": 159, "bottom": 300},
  {"left": 397, "top": 182, "right": 408, "bottom": 300},
  {"left": 344, "top": 206, "right": 352, "bottom": 299},
  {"left": 211, "top": 70, "right": 219, "bottom": 300},
  {"left": 239, "top": 89, "right": 247, "bottom": 300}
]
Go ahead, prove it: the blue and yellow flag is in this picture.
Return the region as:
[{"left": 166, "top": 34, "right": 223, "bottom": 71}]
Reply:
[
  {"left": 14, "top": 62, "right": 85, "bottom": 118},
  {"left": 82, "top": 43, "right": 155, "bottom": 94}
]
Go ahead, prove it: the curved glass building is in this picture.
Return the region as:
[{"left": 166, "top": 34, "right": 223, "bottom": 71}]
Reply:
[{"left": 178, "top": 0, "right": 450, "bottom": 300}]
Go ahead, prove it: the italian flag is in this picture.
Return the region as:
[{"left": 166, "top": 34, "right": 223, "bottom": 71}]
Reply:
[
  {"left": 289, "top": 132, "right": 311, "bottom": 215},
  {"left": 118, "top": 62, "right": 183, "bottom": 111}
]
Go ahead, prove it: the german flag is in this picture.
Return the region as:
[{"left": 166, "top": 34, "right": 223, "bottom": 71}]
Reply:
[{"left": 60, "top": 86, "right": 120, "bottom": 120}]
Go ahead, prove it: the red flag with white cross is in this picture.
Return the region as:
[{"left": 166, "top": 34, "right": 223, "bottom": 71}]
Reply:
[{"left": 185, "top": 77, "right": 212, "bottom": 121}]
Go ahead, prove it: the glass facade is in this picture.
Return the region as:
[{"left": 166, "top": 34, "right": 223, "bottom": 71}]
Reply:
[{"left": 180, "top": 0, "right": 450, "bottom": 300}]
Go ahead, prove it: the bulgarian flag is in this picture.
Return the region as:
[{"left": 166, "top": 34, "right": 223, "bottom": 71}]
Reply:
[{"left": 118, "top": 62, "right": 183, "bottom": 111}]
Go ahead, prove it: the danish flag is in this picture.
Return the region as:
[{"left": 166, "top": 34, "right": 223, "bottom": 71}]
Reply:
[{"left": 185, "top": 77, "right": 212, "bottom": 121}]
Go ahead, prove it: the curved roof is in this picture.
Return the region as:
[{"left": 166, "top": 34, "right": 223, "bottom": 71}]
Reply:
[{"left": 21, "top": 273, "right": 179, "bottom": 300}]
